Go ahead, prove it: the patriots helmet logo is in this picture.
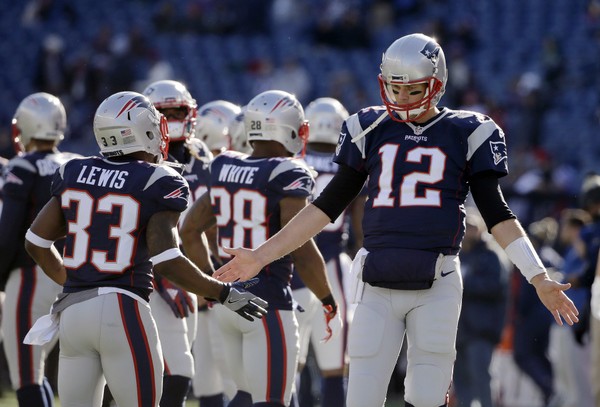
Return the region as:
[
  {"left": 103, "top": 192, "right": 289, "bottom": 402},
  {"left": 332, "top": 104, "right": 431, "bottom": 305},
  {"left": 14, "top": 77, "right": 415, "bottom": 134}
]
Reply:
[
  {"left": 116, "top": 95, "right": 152, "bottom": 118},
  {"left": 420, "top": 41, "right": 441, "bottom": 66}
]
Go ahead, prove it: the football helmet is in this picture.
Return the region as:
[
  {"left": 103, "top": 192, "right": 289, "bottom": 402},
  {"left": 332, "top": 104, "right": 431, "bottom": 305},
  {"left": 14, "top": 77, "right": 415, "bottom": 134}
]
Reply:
[
  {"left": 195, "top": 100, "right": 242, "bottom": 153},
  {"left": 305, "top": 97, "right": 349, "bottom": 145},
  {"left": 93, "top": 91, "right": 169, "bottom": 161},
  {"left": 229, "top": 106, "right": 251, "bottom": 154},
  {"left": 12, "top": 92, "right": 66, "bottom": 151},
  {"left": 245, "top": 90, "right": 308, "bottom": 155},
  {"left": 142, "top": 80, "right": 197, "bottom": 142},
  {"left": 378, "top": 33, "right": 447, "bottom": 122}
]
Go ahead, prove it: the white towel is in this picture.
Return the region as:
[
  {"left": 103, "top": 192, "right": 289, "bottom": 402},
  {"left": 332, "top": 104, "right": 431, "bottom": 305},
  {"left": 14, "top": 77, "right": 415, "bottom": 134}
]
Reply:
[{"left": 23, "top": 313, "right": 59, "bottom": 345}]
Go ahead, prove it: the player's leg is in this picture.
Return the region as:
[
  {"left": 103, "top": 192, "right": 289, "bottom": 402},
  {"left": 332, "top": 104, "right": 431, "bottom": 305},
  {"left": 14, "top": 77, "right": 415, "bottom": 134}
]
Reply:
[
  {"left": 291, "top": 287, "right": 319, "bottom": 407},
  {"left": 213, "top": 304, "right": 252, "bottom": 400},
  {"left": 2, "top": 266, "right": 60, "bottom": 406},
  {"left": 149, "top": 290, "right": 194, "bottom": 406},
  {"left": 192, "top": 306, "right": 226, "bottom": 407},
  {"left": 346, "top": 284, "right": 406, "bottom": 407},
  {"left": 244, "top": 310, "right": 300, "bottom": 407},
  {"left": 311, "top": 255, "right": 350, "bottom": 407},
  {"left": 404, "top": 256, "right": 462, "bottom": 407},
  {"left": 57, "top": 295, "right": 108, "bottom": 406},
  {"left": 101, "top": 293, "right": 164, "bottom": 407}
]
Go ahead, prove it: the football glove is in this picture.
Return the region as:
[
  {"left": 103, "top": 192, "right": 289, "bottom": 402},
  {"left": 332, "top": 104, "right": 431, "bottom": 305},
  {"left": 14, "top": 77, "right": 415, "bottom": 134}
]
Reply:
[
  {"left": 154, "top": 275, "right": 195, "bottom": 318},
  {"left": 321, "top": 294, "right": 343, "bottom": 343},
  {"left": 219, "top": 278, "right": 268, "bottom": 321}
]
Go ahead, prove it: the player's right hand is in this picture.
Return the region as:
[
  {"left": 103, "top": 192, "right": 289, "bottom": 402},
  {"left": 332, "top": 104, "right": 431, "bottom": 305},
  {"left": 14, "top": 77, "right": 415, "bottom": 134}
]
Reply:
[
  {"left": 213, "top": 246, "right": 263, "bottom": 282},
  {"left": 219, "top": 278, "right": 268, "bottom": 321}
]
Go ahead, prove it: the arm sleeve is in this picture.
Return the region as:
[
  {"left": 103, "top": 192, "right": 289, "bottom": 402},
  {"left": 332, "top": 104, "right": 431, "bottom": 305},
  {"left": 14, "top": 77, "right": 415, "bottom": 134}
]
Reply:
[
  {"left": 312, "top": 164, "right": 368, "bottom": 222},
  {"left": 470, "top": 171, "right": 516, "bottom": 231}
]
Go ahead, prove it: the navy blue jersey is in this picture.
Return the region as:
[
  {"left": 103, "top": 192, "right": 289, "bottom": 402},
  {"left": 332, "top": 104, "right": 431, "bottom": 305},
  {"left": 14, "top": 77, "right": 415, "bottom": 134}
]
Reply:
[
  {"left": 52, "top": 156, "right": 190, "bottom": 300},
  {"left": 0, "top": 151, "right": 79, "bottom": 286},
  {"left": 210, "top": 150, "right": 315, "bottom": 309},
  {"left": 304, "top": 149, "right": 349, "bottom": 262},
  {"left": 181, "top": 139, "right": 212, "bottom": 201},
  {"left": 335, "top": 106, "right": 508, "bottom": 254}
]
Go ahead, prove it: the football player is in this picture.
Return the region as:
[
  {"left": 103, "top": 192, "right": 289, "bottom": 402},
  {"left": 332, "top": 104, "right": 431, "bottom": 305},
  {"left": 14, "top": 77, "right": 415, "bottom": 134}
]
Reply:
[
  {"left": 212, "top": 34, "right": 579, "bottom": 407},
  {"left": 23, "top": 91, "right": 267, "bottom": 407},
  {"left": 0, "top": 92, "right": 80, "bottom": 407},
  {"left": 180, "top": 90, "right": 341, "bottom": 407},
  {"left": 142, "top": 79, "right": 215, "bottom": 407}
]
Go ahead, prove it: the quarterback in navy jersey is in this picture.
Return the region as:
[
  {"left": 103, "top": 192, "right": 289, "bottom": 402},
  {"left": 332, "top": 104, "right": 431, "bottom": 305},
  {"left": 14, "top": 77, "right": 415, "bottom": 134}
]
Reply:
[
  {"left": 214, "top": 34, "right": 579, "bottom": 407},
  {"left": 0, "top": 92, "right": 80, "bottom": 407},
  {"left": 181, "top": 90, "right": 340, "bottom": 407},
  {"left": 23, "top": 91, "right": 267, "bottom": 407}
]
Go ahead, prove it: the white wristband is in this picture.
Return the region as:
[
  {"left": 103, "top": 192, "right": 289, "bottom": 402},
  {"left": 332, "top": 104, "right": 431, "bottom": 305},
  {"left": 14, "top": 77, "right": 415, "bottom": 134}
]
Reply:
[
  {"left": 150, "top": 248, "right": 183, "bottom": 265},
  {"left": 504, "top": 236, "right": 547, "bottom": 283},
  {"left": 25, "top": 229, "right": 55, "bottom": 249}
]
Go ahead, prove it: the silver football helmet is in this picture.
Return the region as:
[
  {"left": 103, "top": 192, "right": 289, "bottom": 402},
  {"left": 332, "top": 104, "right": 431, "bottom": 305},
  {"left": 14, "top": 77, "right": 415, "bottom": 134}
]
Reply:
[
  {"left": 12, "top": 92, "right": 66, "bottom": 151},
  {"left": 305, "top": 97, "right": 349, "bottom": 145},
  {"left": 378, "top": 33, "right": 447, "bottom": 122},
  {"left": 93, "top": 91, "right": 169, "bottom": 161},
  {"left": 245, "top": 90, "right": 308, "bottom": 155},
  {"left": 195, "top": 100, "right": 242, "bottom": 154},
  {"left": 229, "top": 105, "right": 251, "bottom": 154},
  {"left": 142, "top": 80, "right": 197, "bottom": 142}
]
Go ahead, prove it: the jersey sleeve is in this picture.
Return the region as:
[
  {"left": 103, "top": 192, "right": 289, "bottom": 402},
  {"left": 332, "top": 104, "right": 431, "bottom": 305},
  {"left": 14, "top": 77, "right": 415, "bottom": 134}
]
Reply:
[
  {"left": 145, "top": 165, "right": 191, "bottom": 213},
  {"left": 268, "top": 159, "right": 315, "bottom": 199},
  {"left": 333, "top": 108, "right": 383, "bottom": 174},
  {"left": 466, "top": 116, "right": 509, "bottom": 178},
  {"left": 3, "top": 157, "right": 37, "bottom": 201}
]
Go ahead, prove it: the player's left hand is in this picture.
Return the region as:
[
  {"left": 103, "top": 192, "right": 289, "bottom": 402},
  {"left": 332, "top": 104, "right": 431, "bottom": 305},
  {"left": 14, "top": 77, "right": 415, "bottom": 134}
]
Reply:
[
  {"left": 321, "top": 294, "right": 343, "bottom": 342},
  {"left": 154, "top": 275, "right": 195, "bottom": 318},
  {"left": 531, "top": 273, "right": 579, "bottom": 326}
]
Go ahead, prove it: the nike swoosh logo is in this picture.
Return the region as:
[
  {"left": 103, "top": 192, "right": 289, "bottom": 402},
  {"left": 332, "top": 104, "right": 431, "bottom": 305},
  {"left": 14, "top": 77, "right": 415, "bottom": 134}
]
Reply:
[
  {"left": 440, "top": 270, "right": 455, "bottom": 277},
  {"left": 227, "top": 298, "right": 242, "bottom": 304}
]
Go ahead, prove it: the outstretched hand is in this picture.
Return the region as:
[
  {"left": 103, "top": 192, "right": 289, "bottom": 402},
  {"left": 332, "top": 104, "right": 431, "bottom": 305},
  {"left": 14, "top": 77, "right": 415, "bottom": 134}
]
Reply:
[
  {"left": 213, "top": 246, "right": 263, "bottom": 282},
  {"left": 531, "top": 274, "right": 579, "bottom": 326}
]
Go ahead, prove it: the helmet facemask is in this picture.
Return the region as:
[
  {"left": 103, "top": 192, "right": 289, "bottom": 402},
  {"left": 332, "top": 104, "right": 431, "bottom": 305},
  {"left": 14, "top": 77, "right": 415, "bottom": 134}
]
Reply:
[{"left": 378, "top": 75, "right": 444, "bottom": 122}]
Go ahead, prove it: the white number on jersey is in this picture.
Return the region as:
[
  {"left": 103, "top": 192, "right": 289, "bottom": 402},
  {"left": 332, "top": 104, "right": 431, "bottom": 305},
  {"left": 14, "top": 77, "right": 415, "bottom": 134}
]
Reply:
[{"left": 373, "top": 144, "right": 446, "bottom": 208}]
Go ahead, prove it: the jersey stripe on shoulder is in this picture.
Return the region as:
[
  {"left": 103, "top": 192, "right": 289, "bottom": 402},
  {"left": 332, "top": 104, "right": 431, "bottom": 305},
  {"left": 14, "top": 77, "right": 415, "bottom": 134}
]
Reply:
[
  {"left": 144, "top": 164, "right": 184, "bottom": 191},
  {"left": 8, "top": 156, "right": 36, "bottom": 173},
  {"left": 344, "top": 114, "right": 368, "bottom": 158},
  {"left": 268, "top": 158, "right": 311, "bottom": 182},
  {"left": 466, "top": 120, "right": 500, "bottom": 161}
]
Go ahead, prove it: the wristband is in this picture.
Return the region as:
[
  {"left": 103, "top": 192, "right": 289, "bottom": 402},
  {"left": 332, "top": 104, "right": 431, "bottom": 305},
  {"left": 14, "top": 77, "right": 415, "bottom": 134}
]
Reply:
[
  {"left": 150, "top": 248, "right": 183, "bottom": 265},
  {"left": 321, "top": 293, "right": 337, "bottom": 312},
  {"left": 504, "top": 237, "right": 546, "bottom": 283},
  {"left": 25, "top": 229, "right": 54, "bottom": 248}
]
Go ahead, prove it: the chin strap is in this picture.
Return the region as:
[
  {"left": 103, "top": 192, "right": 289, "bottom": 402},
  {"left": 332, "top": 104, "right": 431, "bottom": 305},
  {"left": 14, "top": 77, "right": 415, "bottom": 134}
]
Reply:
[{"left": 350, "top": 110, "right": 388, "bottom": 145}]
